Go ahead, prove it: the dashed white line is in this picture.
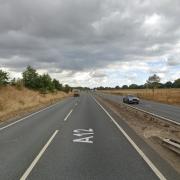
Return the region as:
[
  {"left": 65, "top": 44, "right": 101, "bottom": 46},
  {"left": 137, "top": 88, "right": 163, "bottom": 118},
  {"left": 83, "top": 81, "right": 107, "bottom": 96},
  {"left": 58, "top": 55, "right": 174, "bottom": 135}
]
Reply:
[
  {"left": 92, "top": 96, "right": 166, "bottom": 180},
  {"left": 20, "top": 130, "right": 59, "bottom": 180},
  {"left": 64, "top": 109, "right": 73, "bottom": 121}
]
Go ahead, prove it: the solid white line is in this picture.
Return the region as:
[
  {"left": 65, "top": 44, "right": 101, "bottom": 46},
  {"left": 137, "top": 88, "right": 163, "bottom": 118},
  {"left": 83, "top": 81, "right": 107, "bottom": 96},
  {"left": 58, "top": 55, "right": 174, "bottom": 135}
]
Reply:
[
  {"left": 20, "top": 130, "right": 59, "bottom": 180},
  {"left": 0, "top": 102, "right": 60, "bottom": 132},
  {"left": 92, "top": 96, "right": 166, "bottom": 180},
  {"left": 64, "top": 109, "right": 73, "bottom": 121}
]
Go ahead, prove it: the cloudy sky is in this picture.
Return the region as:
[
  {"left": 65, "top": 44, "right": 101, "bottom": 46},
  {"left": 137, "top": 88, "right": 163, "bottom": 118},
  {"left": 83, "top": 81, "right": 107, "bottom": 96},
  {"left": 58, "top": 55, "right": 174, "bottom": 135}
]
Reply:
[{"left": 0, "top": 0, "right": 180, "bottom": 87}]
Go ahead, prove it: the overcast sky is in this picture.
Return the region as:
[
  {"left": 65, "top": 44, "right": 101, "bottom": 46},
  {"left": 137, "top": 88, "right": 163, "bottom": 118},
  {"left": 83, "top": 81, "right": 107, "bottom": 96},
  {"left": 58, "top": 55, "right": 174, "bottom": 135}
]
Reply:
[{"left": 0, "top": 0, "right": 180, "bottom": 87}]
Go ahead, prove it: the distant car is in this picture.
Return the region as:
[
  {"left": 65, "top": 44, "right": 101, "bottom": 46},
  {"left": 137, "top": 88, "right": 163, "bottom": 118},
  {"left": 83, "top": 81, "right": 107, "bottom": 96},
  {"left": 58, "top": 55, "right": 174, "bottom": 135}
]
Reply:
[
  {"left": 123, "top": 95, "right": 140, "bottom": 104},
  {"left": 73, "top": 89, "right": 80, "bottom": 97}
]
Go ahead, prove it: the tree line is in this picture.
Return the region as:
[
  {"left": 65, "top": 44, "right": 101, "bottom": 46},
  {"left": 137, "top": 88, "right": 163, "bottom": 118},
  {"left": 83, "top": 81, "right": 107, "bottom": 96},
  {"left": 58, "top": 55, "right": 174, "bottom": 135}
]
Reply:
[
  {"left": 96, "top": 74, "right": 180, "bottom": 90},
  {"left": 1, "top": 69, "right": 179, "bottom": 91},
  {"left": 0, "top": 66, "right": 72, "bottom": 93}
]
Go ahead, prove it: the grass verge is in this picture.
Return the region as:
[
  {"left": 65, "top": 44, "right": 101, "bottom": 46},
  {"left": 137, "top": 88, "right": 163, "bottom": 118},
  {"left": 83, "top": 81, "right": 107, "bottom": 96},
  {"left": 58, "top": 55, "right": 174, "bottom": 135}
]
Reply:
[{"left": 0, "top": 86, "right": 72, "bottom": 122}]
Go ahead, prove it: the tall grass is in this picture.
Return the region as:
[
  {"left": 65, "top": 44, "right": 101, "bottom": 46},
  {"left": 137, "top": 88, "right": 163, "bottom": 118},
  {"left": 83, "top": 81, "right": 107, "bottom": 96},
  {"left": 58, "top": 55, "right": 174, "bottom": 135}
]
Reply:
[
  {"left": 100, "top": 88, "right": 180, "bottom": 105},
  {"left": 0, "top": 86, "right": 71, "bottom": 121}
]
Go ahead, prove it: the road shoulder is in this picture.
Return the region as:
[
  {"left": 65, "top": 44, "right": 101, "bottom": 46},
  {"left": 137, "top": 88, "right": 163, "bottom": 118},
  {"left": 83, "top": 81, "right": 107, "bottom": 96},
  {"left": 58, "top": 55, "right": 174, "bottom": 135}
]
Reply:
[{"left": 95, "top": 96, "right": 180, "bottom": 179}]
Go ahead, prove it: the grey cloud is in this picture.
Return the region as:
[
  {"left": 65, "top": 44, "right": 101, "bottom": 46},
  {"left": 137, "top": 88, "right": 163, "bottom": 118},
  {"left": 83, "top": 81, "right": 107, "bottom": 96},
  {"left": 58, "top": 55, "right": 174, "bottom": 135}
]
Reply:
[
  {"left": 0, "top": 0, "right": 179, "bottom": 83},
  {"left": 90, "top": 71, "right": 107, "bottom": 78},
  {"left": 167, "top": 55, "right": 180, "bottom": 66}
]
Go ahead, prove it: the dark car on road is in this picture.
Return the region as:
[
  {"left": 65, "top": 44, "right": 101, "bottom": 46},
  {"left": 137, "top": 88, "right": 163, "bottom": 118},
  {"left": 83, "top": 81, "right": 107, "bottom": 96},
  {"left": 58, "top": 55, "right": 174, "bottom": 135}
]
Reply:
[{"left": 123, "top": 95, "right": 140, "bottom": 104}]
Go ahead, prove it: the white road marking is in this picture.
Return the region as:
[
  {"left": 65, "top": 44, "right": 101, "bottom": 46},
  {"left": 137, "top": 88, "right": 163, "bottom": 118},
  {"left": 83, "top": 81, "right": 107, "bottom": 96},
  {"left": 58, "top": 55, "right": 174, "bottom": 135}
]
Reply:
[
  {"left": 73, "top": 129, "right": 94, "bottom": 144},
  {"left": 64, "top": 109, "right": 73, "bottom": 121},
  {"left": 20, "top": 130, "right": 59, "bottom": 180},
  {"left": 0, "top": 102, "right": 61, "bottom": 132},
  {"left": 93, "top": 97, "right": 166, "bottom": 180},
  {"left": 74, "top": 129, "right": 93, "bottom": 133},
  {"left": 73, "top": 132, "right": 94, "bottom": 137},
  {"left": 73, "top": 136, "right": 94, "bottom": 144}
]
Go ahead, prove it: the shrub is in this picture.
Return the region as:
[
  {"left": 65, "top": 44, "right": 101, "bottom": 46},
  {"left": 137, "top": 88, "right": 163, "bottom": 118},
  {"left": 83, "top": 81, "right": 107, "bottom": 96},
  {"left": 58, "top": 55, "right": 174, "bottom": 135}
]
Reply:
[
  {"left": 0, "top": 69, "right": 9, "bottom": 86},
  {"left": 22, "top": 66, "right": 39, "bottom": 89}
]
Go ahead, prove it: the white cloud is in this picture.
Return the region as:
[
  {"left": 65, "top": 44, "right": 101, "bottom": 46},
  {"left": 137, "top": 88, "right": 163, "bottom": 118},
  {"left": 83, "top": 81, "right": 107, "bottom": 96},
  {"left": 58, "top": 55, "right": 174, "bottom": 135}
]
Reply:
[{"left": 144, "top": 13, "right": 161, "bottom": 26}]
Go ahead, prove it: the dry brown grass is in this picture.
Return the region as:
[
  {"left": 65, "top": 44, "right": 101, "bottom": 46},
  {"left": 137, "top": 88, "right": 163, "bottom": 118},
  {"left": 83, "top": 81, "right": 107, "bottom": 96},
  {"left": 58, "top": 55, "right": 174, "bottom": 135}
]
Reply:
[
  {"left": 0, "top": 86, "right": 72, "bottom": 122},
  {"left": 100, "top": 88, "right": 180, "bottom": 105}
]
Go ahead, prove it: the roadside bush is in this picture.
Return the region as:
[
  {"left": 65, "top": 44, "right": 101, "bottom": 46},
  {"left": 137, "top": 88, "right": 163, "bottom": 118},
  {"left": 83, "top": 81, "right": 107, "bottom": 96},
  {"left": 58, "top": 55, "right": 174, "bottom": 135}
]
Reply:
[{"left": 0, "top": 69, "right": 9, "bottom": 86}]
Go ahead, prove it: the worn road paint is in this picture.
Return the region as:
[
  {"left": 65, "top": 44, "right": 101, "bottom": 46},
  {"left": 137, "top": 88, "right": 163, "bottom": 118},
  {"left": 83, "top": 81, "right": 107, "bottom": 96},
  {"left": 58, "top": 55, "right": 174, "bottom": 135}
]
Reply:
[
  {"left": 74, "top": 129, "right": 93, "bottom": 133},
  {"left": 73, "top": 129, "right": 94, "bottom": 144},
  {"left": 73, "top": 136, "right": 94, "bottom": 144}
]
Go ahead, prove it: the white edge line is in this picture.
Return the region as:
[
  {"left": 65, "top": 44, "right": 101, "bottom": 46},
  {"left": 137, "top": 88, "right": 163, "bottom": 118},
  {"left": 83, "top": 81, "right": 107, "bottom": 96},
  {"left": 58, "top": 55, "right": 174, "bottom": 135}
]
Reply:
[
  {"left": 64, "top": 109, "right": 73, "bottom": 121},
  {"left": 0, "top": 102, "right": 60, "bottom": 131},
  {"left": 92, "top": 96, "right": 166, "bottom": 180},
  {"left": 20, "top": 130, "right": 59, "bottom": 180}
]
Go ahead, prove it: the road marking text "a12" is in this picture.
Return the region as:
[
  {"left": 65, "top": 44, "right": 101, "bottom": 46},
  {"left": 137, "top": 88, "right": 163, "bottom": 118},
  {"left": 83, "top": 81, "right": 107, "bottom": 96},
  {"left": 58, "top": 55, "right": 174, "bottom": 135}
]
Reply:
[{"left": 73, "top": 129, "right": 94, "bottom": 144}]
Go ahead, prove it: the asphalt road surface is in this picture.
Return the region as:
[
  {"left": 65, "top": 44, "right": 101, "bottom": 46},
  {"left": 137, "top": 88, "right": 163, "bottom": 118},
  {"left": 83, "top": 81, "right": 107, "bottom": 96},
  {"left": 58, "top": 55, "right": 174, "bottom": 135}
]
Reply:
[
  {"left": 0, "top": 93, "right": 179, "bottom": 180},
  {"left": 96, "top": 92, "right": 180, "bottom": 124}
]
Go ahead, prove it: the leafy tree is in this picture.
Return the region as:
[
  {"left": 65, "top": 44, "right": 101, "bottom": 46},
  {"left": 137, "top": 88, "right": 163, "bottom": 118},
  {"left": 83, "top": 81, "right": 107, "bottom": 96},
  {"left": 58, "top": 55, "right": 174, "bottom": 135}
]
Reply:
[
  {"left": 115, "top": 85, "right": 120, "bottom": 89},
  {"left": 38, "top": 74, "right": 55, "bottom": 93},
  {"left": 138, "top": 85, "right": 144, "bottom": 89},
  {"left": 63, "top": 84, "right": 71, "bottom": 93},
  {"left": 164, "top": 81, "right": 173, "bottom": 88},
  {"left": 129, "top": 84, "right": 138, "bottom": 89},
  {"left": 173, "top": 78, "right": 180, "bottom": 88},
  {"left": 0, "top": 69, "right": 9, "bottom": 85},
  {"left": 97, "top": 86, "right": 105, "bottom": 90},
  {"left": 146, "top": 74, "right": 161, "bottom": 88},
  {"left": 22, "top": 66, "right": 39, "bottom": 89},
  {"left": 53, "top": 79, "right": 63, "bottom": 91},
  {"left": 122, "top": 85, "right": 128, "bottom": 89}
]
